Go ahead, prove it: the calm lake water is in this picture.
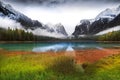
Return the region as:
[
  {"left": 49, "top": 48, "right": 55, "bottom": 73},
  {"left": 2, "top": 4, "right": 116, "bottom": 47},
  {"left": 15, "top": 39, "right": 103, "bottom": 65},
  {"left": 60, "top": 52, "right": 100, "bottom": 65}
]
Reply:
[{"left": 0, "top": 42, "right": 120, "bottom": 52}]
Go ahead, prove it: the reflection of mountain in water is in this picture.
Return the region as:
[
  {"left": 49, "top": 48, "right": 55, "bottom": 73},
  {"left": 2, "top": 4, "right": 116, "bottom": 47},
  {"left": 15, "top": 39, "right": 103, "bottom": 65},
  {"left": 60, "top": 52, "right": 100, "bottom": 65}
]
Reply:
[
  {"left": 72, "top": 43, "right": 101, "bottom": 50},
  {"left": 32, "top": 42, "right": 120, "bottom": 52},
  {"left": 32, "top": 43, "right": 69, "bottom": 52},
  {"left": 0, "top": 42, "right": 119, "bottom": 52},
  {"left": 66, "top": 45, "right": 74, "bottom": 51}
]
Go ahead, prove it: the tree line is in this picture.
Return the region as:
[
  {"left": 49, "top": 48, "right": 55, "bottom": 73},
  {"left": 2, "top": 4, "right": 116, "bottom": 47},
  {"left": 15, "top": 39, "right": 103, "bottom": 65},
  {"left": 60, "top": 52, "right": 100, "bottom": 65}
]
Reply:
[
  {"left": 0, "top": 27, "right": 58, "bottom": 41},
  {"left": 0, "top": 27, "right": 119, "bottom": 41},
  {"left": 98, "top": 30, "right": 120, "bottom": 41},
  {"left": 0, "top": 28, "right": 34, "bottom": 41}
]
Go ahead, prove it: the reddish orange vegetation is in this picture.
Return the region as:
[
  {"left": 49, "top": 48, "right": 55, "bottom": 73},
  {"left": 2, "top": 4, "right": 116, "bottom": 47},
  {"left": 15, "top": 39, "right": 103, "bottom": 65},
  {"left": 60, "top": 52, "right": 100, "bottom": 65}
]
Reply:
[
  {"left": 0, "top": 50, "right": 63, "bottom": 57},
  {"left": 1, "top": 48, "right": 120, "bottom": 64},
  {"left": 74, "top": 49, "right": 120, "bottom": 64}
]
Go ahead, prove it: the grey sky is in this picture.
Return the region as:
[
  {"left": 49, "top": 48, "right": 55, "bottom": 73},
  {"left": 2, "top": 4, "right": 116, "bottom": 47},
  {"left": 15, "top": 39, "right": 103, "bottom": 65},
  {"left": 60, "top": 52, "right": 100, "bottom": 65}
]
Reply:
[{"left": 3, "top": 0, "right": 120, "bottom": 4}]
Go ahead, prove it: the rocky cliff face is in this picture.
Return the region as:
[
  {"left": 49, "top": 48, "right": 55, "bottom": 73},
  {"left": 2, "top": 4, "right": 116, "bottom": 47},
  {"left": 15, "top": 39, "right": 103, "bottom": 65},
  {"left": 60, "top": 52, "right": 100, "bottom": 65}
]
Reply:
[{"left": 73, "top": 6, "right": 120, "bottom": 36}]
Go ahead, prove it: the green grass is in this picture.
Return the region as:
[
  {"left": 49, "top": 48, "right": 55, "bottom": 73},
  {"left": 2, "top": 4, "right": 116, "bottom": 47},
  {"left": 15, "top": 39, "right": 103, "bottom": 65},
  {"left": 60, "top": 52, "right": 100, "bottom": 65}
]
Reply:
[
  {"left": 0, "top": 51, "right": 120, "bottom": 80},
  {"left": 83, "top": 54, "right": 120, "bottom": 80}
]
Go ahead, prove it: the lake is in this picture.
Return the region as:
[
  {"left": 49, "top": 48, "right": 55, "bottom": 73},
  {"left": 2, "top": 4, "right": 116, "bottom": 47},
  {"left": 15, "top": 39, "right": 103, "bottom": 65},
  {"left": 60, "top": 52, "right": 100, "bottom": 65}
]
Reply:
[{"left": 0, "top": 42, "right": 120, "bottom": 52}]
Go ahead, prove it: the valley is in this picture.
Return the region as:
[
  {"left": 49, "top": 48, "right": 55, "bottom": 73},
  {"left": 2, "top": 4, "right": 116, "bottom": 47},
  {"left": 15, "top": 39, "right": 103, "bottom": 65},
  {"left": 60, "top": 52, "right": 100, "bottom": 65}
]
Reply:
[{"left": 0, "top": 0, "right": 120, "bottom": 80}]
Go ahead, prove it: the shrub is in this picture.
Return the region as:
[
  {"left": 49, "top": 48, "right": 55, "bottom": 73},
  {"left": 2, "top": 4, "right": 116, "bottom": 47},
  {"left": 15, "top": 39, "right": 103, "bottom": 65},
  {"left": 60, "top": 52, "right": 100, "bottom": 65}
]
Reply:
[{"left": 48, "top": 56, "right": 77, "bottom": 75}]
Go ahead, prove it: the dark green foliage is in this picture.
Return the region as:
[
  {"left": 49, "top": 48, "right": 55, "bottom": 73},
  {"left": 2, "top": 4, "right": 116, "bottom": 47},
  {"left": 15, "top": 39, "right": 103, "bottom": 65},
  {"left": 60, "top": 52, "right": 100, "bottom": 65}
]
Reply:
[
  {"left": 0, "top": 28, "right": 34, "bottom": 41},
  {"left": 0, "top": 27, "right": 59, "bottom": 41},
  {"left": 98, "top": 30, "right": 120, "bottom": 41}
]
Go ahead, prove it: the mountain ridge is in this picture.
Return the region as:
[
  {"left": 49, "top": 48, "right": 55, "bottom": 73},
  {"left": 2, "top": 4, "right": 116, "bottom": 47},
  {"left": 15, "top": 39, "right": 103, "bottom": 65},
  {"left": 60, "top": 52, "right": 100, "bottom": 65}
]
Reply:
[
  {"left": 0, "top": 1, "right": 68, "bottom": 38},
  {"left": 73, "top": 5, "right": 120, "bottom": 36}
]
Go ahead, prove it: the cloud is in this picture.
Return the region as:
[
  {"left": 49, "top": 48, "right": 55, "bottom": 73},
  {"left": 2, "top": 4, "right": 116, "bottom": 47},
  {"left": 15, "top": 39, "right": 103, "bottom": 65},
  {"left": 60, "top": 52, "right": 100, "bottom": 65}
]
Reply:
[
  {"left": 0, "top": 17, "right": 23, "bottom": 29},
  {"left": 4, "top": 0, "right": 120, "bottom": 4},
  {"left": 29, "top": 28, "right": 67, "bottom": 38},
  {"left": 3, "top": 0, "right": 120, "bottom": 8},
  {"left": 96, "top": 26, "right": 120, "bottom": 35},
  {"left": 0, "top": 16, "right": 66, "bottom": 38},
  {"left": 0, "top": 17, "right": 66, "bottom": 38}
]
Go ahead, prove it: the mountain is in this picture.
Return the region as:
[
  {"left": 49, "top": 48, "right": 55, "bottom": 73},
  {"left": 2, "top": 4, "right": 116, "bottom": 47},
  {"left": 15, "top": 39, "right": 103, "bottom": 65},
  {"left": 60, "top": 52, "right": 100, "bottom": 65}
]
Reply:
[
  {"left": 0, "top": 1, "right": 43, "bottom": 29},
  {"left": 53, "top": 23, "right": 68, "bottom": 36},
  {"left": 0, "top": 1, "right": 68, "bottom": 38},
  {"left": 73, "top": 5, "right": 120, "bottom": 36},
  {"left": 33, "top": 23, "right": 68, "bottom": 38},
  {"left": 43, "top": 23, "right": 67, "bottom": 36}
]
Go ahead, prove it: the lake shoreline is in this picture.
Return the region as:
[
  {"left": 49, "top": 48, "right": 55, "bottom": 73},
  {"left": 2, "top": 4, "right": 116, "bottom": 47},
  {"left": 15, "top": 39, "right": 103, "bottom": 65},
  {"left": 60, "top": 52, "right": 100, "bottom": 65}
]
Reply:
[
  {"left": 1, "top": 48, "right": 120, "bottom": 64},
  {"left": 0, "top": 41, "right": 120, "bottom": 43}
]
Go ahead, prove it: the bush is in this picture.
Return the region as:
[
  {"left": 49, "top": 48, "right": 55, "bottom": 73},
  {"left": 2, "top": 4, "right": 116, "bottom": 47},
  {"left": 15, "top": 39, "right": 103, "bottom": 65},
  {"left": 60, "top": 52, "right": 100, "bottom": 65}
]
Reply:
[{"left": 48, "top": 56, "right": 77, "bottom": 75}]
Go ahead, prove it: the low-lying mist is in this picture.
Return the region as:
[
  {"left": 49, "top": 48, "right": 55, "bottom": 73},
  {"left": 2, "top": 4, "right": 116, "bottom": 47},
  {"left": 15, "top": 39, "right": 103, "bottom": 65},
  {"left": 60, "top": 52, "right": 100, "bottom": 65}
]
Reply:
[
  {"left": 96, "top": 26, "right": 120, "bottom": 35},
  {"left": 0, "top": 17, "right": 23, "bottom": 29},
  {"left": 0, "top": 17, "right": 66, "bottom": 38}
]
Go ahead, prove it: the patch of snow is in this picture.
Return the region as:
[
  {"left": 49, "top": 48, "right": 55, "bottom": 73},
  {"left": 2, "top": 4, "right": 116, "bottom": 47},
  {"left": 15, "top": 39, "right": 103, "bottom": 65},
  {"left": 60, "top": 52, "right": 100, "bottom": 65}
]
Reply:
[{"left": 96, "top": 6, "right": 120, "bottom": 21}]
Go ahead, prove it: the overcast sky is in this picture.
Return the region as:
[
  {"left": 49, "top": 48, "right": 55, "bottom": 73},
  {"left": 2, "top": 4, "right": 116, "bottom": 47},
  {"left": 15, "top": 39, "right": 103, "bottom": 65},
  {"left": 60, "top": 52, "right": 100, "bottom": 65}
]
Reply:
[{"left": 3, "top": 0, "right": 120, "bottom": 35}]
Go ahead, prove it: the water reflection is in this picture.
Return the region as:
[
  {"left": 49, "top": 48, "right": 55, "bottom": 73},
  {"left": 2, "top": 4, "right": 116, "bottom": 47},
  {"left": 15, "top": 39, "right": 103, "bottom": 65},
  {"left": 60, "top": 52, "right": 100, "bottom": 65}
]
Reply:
[
  {"left": 66, "top": 45, "right": 74, "bottom": 51},
  {"left": 32, "top": 42, "right": 120, "bottom": 52},
  {"left": 0, "top": 42, "right": 119, "bottom": 52},
  {"left": 32, "top": 43, "right": 68, "bottom": 52}
]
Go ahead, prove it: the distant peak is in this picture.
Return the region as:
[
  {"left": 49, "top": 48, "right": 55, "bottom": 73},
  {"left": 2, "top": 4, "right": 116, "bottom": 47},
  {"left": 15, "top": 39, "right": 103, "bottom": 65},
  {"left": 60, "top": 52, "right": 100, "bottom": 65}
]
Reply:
[
  {"left": 55, "top": 23, "right": 63, "bottom": 27},
  {"left": 116, "top": 5, "right": 120, "bottom": 11},
  {"left": 95, "top": 5, "right": 120, "bottom": 21}
]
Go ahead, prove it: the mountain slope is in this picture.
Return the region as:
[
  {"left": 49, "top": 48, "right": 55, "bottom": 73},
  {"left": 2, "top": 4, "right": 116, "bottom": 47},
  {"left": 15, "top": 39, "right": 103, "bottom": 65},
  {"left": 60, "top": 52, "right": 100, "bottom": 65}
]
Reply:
[
  {"left": 32, "top": 23, "right": 68, "bottom": 38},
  {"left": 0, "top": 1, "right": 43, "bottom": 29},
  {"left": 73, "top": 5, "right": 120, "bottom": 36},
  {"left": 0, "top": 1, "right": 68, "bottom": 38}
]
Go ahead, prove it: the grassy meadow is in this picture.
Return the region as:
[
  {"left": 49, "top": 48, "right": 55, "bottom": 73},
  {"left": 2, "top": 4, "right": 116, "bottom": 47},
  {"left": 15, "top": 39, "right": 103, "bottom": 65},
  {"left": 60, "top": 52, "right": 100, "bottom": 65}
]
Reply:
[{"left": 0, "top": 49, "right": 120, "bottom": 80}]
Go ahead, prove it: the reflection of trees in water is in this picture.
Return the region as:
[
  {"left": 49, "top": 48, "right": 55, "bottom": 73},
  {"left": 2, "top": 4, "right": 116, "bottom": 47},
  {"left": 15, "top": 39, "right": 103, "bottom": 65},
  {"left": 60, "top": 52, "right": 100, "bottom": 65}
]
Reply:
[{"left": 2, "top": 42, "right": 119, "bottom": 52}]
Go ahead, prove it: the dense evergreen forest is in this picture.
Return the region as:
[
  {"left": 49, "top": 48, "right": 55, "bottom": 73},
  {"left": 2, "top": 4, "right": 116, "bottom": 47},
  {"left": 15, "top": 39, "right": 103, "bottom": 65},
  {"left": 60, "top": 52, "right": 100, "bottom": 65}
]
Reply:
[
  {"left": 98, "top": 30, "right": 120, "bottom": 41},
  {"left": 0, "top": 27, "right": 120, "bottom": 41},
  {"left": 0, "top": 28, "right": 34, "bottom": 41},
  {"left": 0, "top": 28, "right": 58, "bottom": 41}
]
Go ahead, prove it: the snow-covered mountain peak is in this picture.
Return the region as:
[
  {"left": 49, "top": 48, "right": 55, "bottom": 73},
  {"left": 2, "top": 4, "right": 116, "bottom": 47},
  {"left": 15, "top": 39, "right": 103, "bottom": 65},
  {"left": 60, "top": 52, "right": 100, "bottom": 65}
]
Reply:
[
  {"left": 0, "top": 1, "right": 17, "bottom": 14},
  {"left": 54, "top": 23, "right": 68, "bottom": 36},
  {"left": 44, "top": 23, "right": 68, "bottom": 36},
  {"left": 95, "top": 5, "right": 120, "bottom": 21},
  {"left": 73, "top": 5, "right": 120, "bottom": 36},
  {"left": 54, "top": 23, "right": 63, "bottom": 26},
  {"left": 54, "top": 23, "right": 64, "bottom": 30},
  {"left": 0, "top": 1, "right": 68, "bottom": 38},
  {"left": 116, "top": 5, "right": 120, "bottom": 11}
]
